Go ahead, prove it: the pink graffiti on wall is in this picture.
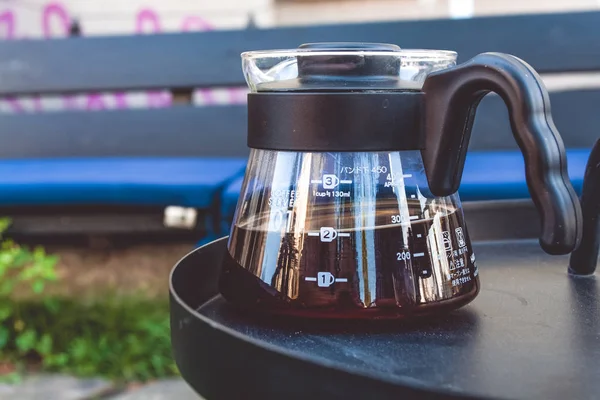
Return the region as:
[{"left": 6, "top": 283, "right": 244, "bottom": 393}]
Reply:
[
  {"left": 135, "top": 8, "right": 215, "bottom": 33},
  {"left": 181, "top": 15, "right": 214, "bottom": 32},
  {"left": 0, "top": 10, "right": 15, "bottom": 39},
  {"left": 0, "top": 2, "right": 71, "bottom": 39},
  {"left": 42, "top": 2, "right": 70, "bottom": 38},
  {"left": 135, "top": 8, "right": 161, "bottom": 34},
  {"left": 0, "top": 2, "right": 245, "bottom": 112}
]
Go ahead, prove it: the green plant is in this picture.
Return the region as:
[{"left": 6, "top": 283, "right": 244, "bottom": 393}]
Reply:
[
  {"left": 8, "top": 297, "right": 178, "bottom": 381},
  {"left": 0, "top": 217, "right": 58, "bottom": 358},
  {"left": 0, "top": 218, "right": 178, "bottom": 381}
]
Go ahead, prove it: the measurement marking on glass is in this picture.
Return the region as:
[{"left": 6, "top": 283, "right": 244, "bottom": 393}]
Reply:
[
  {"left": 308, "top": 228, "right": 351, "bottom": 242},
  {"left": 308, "top": 232, "right": 350, "bottom": 237},
  {"left": 305, "top": 272, "right": 347, "bottom": 287},
  {"left": 312, "top": 174, "right": 353, "bottom": 189},
  {"left": 304, "top": 277, "right": 348, "bottom": 282},
  {"left": 413, "top": 252, "right": 426, "bottom": 258},
  {"left": 409, "top": 215, "right": 420, "bottom": 220},
  {"left": 403, "top": 174, "right": 413, "bottom": 178}
]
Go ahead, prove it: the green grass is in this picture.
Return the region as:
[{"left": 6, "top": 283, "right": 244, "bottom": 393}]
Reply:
[{"left": 1, "top": 296, "right": 177, "bottom": 382}]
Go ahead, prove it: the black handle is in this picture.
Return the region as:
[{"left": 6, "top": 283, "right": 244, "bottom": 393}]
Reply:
[
  {"left": 569, "top": 139, "right": 600, "bottom": 275},
  {"left": 421, "top": 53, "right": 582, "bottom": 255}
]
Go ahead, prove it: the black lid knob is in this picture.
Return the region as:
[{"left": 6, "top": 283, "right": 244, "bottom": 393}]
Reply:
[{"left": 297, "top": 42, "right": 401, "bottom": 82}]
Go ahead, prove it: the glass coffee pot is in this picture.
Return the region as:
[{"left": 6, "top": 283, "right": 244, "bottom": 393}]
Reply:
[{"left": 219, "top": 43, "right": 582, "bottom": 319}]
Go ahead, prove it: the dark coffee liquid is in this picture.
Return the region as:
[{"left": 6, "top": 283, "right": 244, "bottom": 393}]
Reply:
[{"left": 220, "top": 203, "right": 479, "bottom": 319}]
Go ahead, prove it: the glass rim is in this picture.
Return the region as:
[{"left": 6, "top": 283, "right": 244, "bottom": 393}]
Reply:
[{"left": 241, "top": 48, "right": 458, "bottom": 61}]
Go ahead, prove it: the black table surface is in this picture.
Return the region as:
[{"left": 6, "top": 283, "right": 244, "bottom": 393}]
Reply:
[{"left": 170, "top": 236, "right": 599, "bottom": 400}]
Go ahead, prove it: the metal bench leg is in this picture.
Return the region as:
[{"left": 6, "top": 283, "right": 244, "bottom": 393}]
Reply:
[{"left": 569, "top": 139, "right": 600, "bottom": 275}]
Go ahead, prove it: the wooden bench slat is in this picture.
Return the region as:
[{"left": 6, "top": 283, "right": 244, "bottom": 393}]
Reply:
[
  {"left": 0, "top": 11, "right": 598, "bottom": 96},
  {"left": 0, "top": 89, "right": 594, "bottom": 158},
  {"left": 0, "top": 105, "right": 248, "bottom": 158}
]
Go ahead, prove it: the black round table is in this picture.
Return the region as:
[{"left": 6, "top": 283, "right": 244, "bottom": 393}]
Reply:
[
  {"left": 170, "top": 138, "right": 600, "bottom": 399},
  {"left": 170, "top": 209, "right": 599, "bottom": 400}
]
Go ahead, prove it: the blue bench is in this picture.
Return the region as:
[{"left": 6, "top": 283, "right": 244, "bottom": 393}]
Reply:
[
  {"left": 0, "top": 156, "right": 246, "bottom": 238},
  {"left": 0, "top": 158, "right": 246, "bottom": 208}
]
